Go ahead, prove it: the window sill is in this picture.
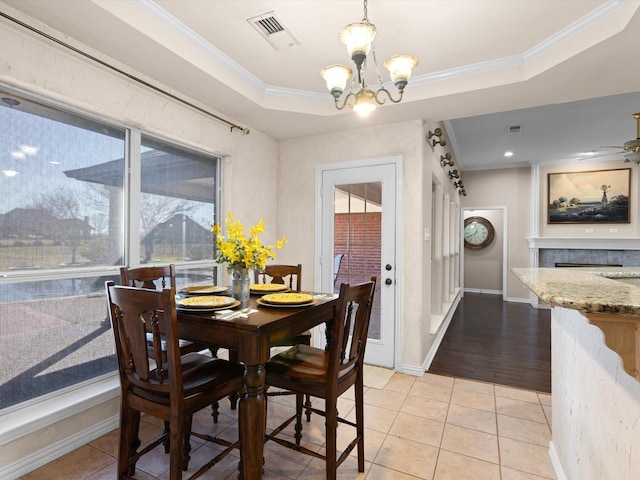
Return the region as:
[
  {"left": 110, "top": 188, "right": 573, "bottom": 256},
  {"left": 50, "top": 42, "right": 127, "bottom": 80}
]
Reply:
[{"left": 0, "top": 372, "right": 120, "bottom": 445}]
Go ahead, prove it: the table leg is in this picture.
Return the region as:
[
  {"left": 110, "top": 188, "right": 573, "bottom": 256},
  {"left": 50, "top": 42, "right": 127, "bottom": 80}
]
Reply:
[{"left": 239, "top": 363, "right": 266, "bottom": 480}]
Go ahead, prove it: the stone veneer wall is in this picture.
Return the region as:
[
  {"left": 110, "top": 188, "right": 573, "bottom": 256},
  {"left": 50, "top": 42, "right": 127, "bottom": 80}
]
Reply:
[{"left": 539, "top": 249, "right": 640, "bottom": 268}]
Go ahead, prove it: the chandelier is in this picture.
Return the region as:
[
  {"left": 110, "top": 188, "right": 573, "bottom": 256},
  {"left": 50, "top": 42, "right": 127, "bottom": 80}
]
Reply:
[{"left": 320, "top": 0, "right": 418, "bottom": 115}]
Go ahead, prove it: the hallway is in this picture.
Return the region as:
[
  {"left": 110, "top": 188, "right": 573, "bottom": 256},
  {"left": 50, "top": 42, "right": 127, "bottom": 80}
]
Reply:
[{"left": 428, "top": 293, "right": 551, "bottom": 393}]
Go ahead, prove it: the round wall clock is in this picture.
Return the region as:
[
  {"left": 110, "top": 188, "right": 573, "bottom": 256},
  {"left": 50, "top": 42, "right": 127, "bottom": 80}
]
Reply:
[{"left": 464, "top": 216, "right": 495, "bottom": 249}]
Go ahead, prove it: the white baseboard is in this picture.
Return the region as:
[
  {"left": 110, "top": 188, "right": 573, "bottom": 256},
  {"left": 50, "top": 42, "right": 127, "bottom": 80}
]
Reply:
[
  {"left": 505, "top": 296, "right": 533, "bottom": 304},
  {"left": 0, "top": 374, "right": 120, "bottom": 479},
  {"left": 400, "top": 364, "right": 425, "bottom": 377},
  {"left": 0, "top": 414, "right": 119, "bottom": 479},
  {"left": 423, "top": 291, "right": 462, "bottom": 371},
  {"left": 548, "top": 441, "right": 568, "bottom": 480},
  {"left": 397, "top": 292, "right": 461, "bottom": 376},
  {"left": 463, "top": 288, "right": 502, "bottom": 295}
]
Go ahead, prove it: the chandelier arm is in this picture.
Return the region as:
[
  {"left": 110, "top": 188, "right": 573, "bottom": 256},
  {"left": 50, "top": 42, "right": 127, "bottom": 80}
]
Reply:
[
  {"left": 374, "top": 87, "right": 403, "bottom": 105},
  {"left": 334, "top": 92, "right": 357, "bottom": 111}
]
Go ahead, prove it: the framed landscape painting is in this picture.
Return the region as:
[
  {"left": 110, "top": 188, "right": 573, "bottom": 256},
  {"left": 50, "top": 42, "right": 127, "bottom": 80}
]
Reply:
[{"left": 548, "top": 168, "right": 631, "bottom": 224}]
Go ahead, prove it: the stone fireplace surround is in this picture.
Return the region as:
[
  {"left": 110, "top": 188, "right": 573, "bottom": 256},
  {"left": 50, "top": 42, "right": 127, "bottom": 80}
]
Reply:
[{"left": 527, "top": 238, "right": 640, "bottom": 268}]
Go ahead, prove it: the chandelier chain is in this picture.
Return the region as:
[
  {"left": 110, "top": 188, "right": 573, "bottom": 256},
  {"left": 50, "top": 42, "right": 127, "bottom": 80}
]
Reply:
[{"left": 363, "top": 0, "right": 369, "bottom": 21}]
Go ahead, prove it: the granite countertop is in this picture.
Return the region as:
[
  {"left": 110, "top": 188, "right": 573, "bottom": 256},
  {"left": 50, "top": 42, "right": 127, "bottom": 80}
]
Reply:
[{"left": 511, "top": 267, "right": 640, "bottom": 316}]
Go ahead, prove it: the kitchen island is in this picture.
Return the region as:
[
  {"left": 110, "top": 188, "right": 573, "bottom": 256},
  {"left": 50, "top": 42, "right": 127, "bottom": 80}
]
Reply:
[{"left": 512, "top": 267, "right": 640, "bottom": 480}]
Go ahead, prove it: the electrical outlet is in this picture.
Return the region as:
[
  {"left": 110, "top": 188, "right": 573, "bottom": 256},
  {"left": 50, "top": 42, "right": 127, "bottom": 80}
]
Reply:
[
  {"left": 610, "top": 228, "right": 618, "bottom": 233},
  {"left": 585, "top": 228, "right": 593, "bottom": 233}
]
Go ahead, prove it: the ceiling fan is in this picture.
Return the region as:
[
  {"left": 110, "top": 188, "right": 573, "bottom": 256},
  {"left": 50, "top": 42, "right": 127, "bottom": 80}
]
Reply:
[{"left": 583, "top": 112, "right": 640, "bottom": 163}]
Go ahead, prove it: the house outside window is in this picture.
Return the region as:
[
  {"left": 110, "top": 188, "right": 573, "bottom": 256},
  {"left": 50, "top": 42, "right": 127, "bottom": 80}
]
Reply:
[{"left": 0, "top": 87, "right": 219, "bottom": 411}]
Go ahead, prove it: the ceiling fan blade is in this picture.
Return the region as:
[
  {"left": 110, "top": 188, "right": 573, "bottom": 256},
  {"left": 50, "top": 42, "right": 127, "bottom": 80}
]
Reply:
[
  {"left": 576, "top": 151, "right": 625, "bottom": 161},
  {"left": 624, "top": 151, "right": 640, "bottom": 163},
  {"left": 600, "top": 145, "right": 625, "bottom": 149}
]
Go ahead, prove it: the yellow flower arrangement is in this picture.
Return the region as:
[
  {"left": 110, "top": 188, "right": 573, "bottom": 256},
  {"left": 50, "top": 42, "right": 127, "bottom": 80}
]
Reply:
[{"left": 211, "top": 213, "right": 287, "bottom": 274}]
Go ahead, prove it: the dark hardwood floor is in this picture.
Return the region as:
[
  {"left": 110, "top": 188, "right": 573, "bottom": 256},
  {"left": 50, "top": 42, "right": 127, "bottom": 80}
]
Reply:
[{"left": 428, "top": 292, "right": 551, "bottom": 393}]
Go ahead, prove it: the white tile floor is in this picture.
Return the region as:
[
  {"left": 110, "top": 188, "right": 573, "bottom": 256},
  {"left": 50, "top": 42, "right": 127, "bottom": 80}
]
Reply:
[{"left": 20, "top": 372, "right": 555, "bottom": 480}]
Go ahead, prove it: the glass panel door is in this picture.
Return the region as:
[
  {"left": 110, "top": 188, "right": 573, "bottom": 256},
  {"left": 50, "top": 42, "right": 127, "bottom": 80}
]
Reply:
[{"left": 320, "top": 162, "right": 396, "bottom": 367}]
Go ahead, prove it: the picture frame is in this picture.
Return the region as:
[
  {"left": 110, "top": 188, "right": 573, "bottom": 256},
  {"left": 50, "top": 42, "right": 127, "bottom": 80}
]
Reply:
[{"left": 547, "top": 168, "right": 631, "bottom": 224}]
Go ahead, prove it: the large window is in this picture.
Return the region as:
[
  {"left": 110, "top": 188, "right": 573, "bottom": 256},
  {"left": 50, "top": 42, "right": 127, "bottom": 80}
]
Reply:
[
  {"left": 139, "top": 136, "right": 216, "bottom": 265},
  {"left": 0, "top": 87, "right": 219, "bottom": 410}
]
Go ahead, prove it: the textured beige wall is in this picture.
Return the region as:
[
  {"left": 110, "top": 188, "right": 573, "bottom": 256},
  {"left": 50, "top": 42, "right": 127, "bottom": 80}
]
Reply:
[
  {"left": 461, "top": 167, "right": 533, "bottom": 300},
  {"left": 278, "top": 120, "right": 440, "bottom": 369},
  {"left": 463, "top": 209, "right": 504, "bottom": 292}
]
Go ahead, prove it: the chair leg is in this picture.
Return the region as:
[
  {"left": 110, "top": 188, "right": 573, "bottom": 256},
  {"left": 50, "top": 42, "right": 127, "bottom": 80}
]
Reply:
[
  {"left": 228, "top": 392, "right": 239, "bottom": 410},
  {"left": 355, "top": 378, "right": 365, "bottom": 472},
  {"left": 119, "top": 406, "right": 140, "bottom": 478},
  {"left": 211, "top": 400, "right": 220, "bottom": 423},
  {"left": 163, "top": 421, "right": 170, "bottom": 453},
  {"left": 182, "top": 416, "right": 193, "bottom": 471},
  {"left": 169, "top": 416, "right": 185, "bottom": 480},
  {"left": 294, "top": 392, "right": 304, "bottom": 446},
  {"left": 304, "top": 393, "right": 312, "bottom": 422},
  {"left": 325, "top": 396, "right": 338, "bottom": 480}
]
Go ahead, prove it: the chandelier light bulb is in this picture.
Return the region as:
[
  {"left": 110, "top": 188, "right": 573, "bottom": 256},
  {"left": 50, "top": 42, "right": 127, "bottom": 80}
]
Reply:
[
  {"left": 353, "top": 89, "right": 376, "bottom": 115},
  {"left": 339, "top": 21, "right": 377, "bottom": 66},
  {"left": 320, "top": 65, "right": 353, "bottom": 98},
  {"left": 384, "top": 54, "right": 419, "bottom": 89}
]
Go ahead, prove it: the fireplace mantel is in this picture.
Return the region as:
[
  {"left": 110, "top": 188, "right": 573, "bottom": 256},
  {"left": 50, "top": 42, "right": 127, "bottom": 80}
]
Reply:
[{"left": 527, "top": 237, "right": 640, "bottom": 250}]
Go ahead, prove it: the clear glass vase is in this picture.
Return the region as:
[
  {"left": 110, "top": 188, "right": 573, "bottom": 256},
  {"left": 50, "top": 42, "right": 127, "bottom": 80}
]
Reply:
[{"left": 231, "top": 268, "right": 251, "bottom": 303}]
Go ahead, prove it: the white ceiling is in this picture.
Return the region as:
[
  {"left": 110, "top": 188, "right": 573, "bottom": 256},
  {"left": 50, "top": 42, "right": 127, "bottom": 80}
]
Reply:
[{"left": 1, "top": 0, "right": 640, "bottom": 171}]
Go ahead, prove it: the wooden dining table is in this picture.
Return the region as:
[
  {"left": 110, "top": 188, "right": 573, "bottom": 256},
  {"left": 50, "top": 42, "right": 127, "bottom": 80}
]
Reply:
[{"left": 176, "top": 292, "right": 338, "bottom": 480}]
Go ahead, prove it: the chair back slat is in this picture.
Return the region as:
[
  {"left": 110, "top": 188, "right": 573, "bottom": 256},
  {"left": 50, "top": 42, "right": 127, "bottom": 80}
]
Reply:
[
  {"left": 329, "top": 276, "right": 377, "bottom": 381},
  {"left": 120, "top": 265, "right": 177, "bottom": 291},
  {"left": 106, "top": 281, "right": 179, "bottom": 395},
  {"left": 255, "top": 264, "right": 302, "bottom": 291}
]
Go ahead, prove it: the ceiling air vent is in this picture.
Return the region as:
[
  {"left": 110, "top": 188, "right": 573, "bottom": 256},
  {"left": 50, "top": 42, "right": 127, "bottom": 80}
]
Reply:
[
  {"left": 507, "top": 124, "right": 523, "bottom": 134},
  {"left": 248, "top": 12, "right": 300, "bottom": 50}
]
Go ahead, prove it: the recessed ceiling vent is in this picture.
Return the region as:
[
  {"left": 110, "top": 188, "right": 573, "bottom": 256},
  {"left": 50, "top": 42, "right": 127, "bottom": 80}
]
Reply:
[
  {"left": 248, "top": 12, "right": 300, "bottom": 50},
  {"left": 507, "top": 124, "right": 523, "bottom": 134}
]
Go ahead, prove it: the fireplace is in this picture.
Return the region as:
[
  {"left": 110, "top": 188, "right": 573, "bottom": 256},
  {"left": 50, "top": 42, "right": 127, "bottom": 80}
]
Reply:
[
  {"left": 540, "top": 249, "right": 638, "bottom": 268},
  {"left": 555, "top": 262, "right": 623, "bottom": 268},
  {"left": 527, "top": 238, "right": 640, "bottom": 269}
]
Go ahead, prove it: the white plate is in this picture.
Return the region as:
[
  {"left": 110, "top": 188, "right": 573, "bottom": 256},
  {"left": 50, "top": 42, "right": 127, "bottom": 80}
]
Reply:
[
  {"left": 177, "top": 295, "right": 236, "bottom": 309},
  {"left": 256, "top": 298, "right": 317, "bottom": 308},
  {"left": 250, "top": 284, "right": 290, "bottom": 294},
  {"left": 177, "top": 299, "right": 240, "bottom": 312},
  {"left": 180, "top": 285, "right": 228, "bottom": 295}
]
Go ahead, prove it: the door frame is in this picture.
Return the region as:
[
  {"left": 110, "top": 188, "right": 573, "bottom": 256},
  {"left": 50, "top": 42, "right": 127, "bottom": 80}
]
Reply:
[
  {"left": 315, "top": 155, "right": 403, "bottom": 370},
  {"left": 461, "top": 206, "right": 508, "bottom": 300}
]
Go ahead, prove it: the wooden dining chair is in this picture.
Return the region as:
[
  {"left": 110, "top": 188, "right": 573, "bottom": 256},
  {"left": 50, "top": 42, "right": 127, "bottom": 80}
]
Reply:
[
  {"left": 264, "top": 276, "right": 377, "bottom": 480},
  {"left": 252, "top": 264, "right": 313, "bottom": 418},
  {"left": 254, "top": 264, "right": 311, "bottom": 348},
  {"left": 120, "top": 265, "right": 214, "bottom": 359},
  {"left": 120, "top": 265, "right": 230, "bottom": 423},
  {"left": 106, "top": 282, "right": 244, "bottom": 480},
  {"left": 254, "top": 264, "right": 302, "bottom": 290}
]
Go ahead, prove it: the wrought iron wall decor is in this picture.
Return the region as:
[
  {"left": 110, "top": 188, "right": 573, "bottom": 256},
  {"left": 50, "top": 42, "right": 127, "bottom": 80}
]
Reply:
[
  {"left": 440, "top": 153, "right": 454, "bottom": 167},
  {"left": 430, "top": 127, "right": 466, "bottom": 196},
  {"left": 427, "top": 128, "right": 446, "bottom": 147}
]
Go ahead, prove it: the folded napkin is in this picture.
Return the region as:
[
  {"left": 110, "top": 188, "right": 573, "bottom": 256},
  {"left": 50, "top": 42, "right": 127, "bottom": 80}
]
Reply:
[{"left": 216, "top": 308, "right": 258, "bottom": 320}]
